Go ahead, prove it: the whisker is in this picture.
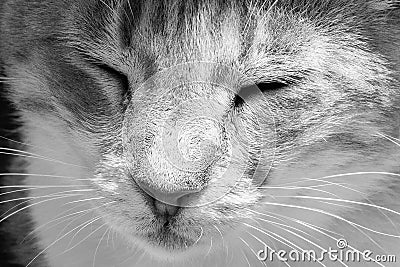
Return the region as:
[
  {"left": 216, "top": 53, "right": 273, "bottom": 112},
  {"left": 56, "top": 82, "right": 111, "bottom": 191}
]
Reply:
[
  {"left": 0, "top": 149, "right": 88, "bottom": 169},
  {"left": 213, "top": 224, "right": 225, "bottom": 247},
  {"left": 22, "top": 209, "right": 87, "bottom": 244},
  {"left": 261, "top": 200, "right": 400, "bottom": 239},
  {"left": 284, "top": 176, "right": 400, "bottom": 237},
  {"left": 0, "top": 135, "right": 77, "bottom": 160},
  {"left": 250, "top": 210, "right": 347, "bottom": 267},
  {"left": 106, "top": 227, "right": 111, "bottom": 247},
  {"left": 246, "top": 208, "right": 295, "bottom": 228},
  {"left": 0, "top": 190, "right": 91, "bottom": 206},
  {"left": 258, "top": 210, "right": 343, "bottom": 237},
  {"left": 0, "top": 186, "right": 92, "bottom": 197},
  {"left": 317, "top": 200, "right": 353, "bottom": 209},
  {"left": 239, "top": 237, "right": 267, "bottom": 267},
  {"left": 111, "top": 228, "right": 116, "bottom": 249},
  {"left": 273, "top": 196, "right": 400, "bottom": 223},
  {"left": 0, "top": 194, "right": 83, "bottom": 223},
  {"left": 93, "top": 227, "right": 110, "bottom": 267},
  {"left": 64, "top": 197, "right": 105, "bottom": 205},
  {"left": 60, "top": 197, "right": 103, "bottom": 208},
  {"left": 118, "top": 242, "right": 144, "bottom": 266},
  {"left": 269, "top": 196, "right": 397, "bottom": 250},
  {"left": 244, "top": 223, "right": 303, "bottom": 253},
  {"left": 253, "top": 216, "right": 328, "bottom": 267},
  {"left": 246, "top": 229, "right": 291, "bottom": 267},
  {"left": 276, "top": 172, "right": 400, "bottom": 187},
  {"left": 25, "top": 216, "right": 103, "bottom": 267},
  {"left": 256, "top": 185, "right": 340, "bottom": 198},
  {"left": 257, "top": 184, "right": 342, "bottom": 189},
  {"left": 193, "top": 226, "right": 204, "bottom": 246},
  {"left": 376, "top": 132, "right": 400, "bottom": 147},
  {"left": 296, "top": 178, "right": 365, "bottom": 198},
  {"left": 281, "top": 216, "right": 384, "bottom": 267},
  {"left": 65, "top": 214, "right": 106, "bottom": 250},
  {"left": 313, "top": 171, "right": 400, "bottom": 181},
  {"left": 241, "top": 248, "right": 252, "bottom": 267},
  {"left": 0, "top": 173, "right": 92, "bottom": 180},
  {"left": 269, "top": 173, "right": 400, "bottom": 238},
  {"left": 253, "top": 215, "right": 316, "bottom": 241},
  {"left": 1, "top": 193, "right": 96, "bottom": 240},
  {"left": 0, "top": 147, "right": 55, "bottom": 158},
  {"left": 248, "top": 217, "right": 278, "bottom": 249},
  {"left": 23, "top": 201, "right": 115, "bottom": 243},
  {"left": 1, "top": 192, "right": 92, "bottom": 221},
  {"left": 214, "top": 223, "right": 230, "bottom": 260},
  {"left": 206, "top": 237, "right": 213, "bottom": 257},
  {"left": 0, "top": 76, "right": 18, "bottom": 80},
  {"left": 55, "top": 212, "right": 96, "bottom": 242},
  {"left": 131, "top": 250, "right": 146, "bottom": 266},
  {"left": 1, "top": 198, "right": 35, "bottom": 219},
  {"left": 64, "top": 223, "right": 108, "bottom": 256}
]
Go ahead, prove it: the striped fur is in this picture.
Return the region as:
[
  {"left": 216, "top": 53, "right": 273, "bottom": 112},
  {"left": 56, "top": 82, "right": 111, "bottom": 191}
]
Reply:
[{"left": 1, "top": 1, "right": 400, "bottom": 266}]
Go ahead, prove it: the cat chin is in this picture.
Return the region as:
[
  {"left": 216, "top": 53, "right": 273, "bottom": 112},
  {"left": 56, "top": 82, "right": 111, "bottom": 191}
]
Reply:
[{"left": 131, "top": 236, "right": 209, "bottom": 263}]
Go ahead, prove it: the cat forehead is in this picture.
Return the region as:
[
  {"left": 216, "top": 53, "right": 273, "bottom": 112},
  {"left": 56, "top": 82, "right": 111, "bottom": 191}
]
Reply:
[
  {"left": 69, "top": 1, "right": 309, "bottom": 78},
  {"left": 73, "top": 0, "right": 391, "bottom": 38},
  {"left": 62, "top": 0, "right": 394, "bottom": 86}
]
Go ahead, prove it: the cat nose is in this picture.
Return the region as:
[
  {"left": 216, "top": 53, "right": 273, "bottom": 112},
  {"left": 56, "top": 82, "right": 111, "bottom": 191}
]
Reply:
[
  {"left": 138, "top": 182, "right": 198, "bottom": 216},
  {"left": 148, "top": 187, "right": 193, "bottom": 206}
]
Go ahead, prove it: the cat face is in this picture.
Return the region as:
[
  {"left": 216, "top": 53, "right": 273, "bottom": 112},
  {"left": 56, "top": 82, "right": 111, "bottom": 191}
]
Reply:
[{"left": 1, "top": 0, "right": 399, "bottom": 264}]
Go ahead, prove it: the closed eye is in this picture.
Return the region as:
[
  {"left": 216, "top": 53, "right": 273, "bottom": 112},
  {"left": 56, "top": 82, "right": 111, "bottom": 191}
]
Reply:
[
  {"left": 94, "top": 63, "right": 130, "bottom": 93},
  {"left": 234, "top": 81, "right": 287, "bottom": 107}
]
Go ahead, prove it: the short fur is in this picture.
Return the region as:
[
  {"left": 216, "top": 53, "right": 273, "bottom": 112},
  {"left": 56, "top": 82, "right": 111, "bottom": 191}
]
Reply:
[{"left": 1, "top": 1, "right": 400, "bottom": 266}]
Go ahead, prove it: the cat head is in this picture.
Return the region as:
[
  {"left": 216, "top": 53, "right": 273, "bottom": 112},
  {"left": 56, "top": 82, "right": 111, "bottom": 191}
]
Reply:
[{"left": 1, "top": 0, "right": 399, "bottom": 262}]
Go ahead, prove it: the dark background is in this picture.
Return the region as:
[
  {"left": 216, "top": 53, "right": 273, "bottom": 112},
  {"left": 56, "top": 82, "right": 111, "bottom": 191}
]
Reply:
[{"left": 0, "top": 66, "right": 23, "bottom": 266}]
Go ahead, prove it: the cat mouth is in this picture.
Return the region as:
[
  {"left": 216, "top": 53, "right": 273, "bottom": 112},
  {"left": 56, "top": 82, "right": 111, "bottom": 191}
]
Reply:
[
  {"left": 139, "top": 213, "right": 205, "bottom": 253},
  {"left": 128, "top": 184, "right": 208, "bottom": 254}
]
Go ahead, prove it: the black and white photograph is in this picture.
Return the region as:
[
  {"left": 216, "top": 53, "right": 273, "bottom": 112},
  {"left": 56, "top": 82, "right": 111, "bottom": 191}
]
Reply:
[{"left": 0, "top": 0, "right": 400, "bottom": 266}]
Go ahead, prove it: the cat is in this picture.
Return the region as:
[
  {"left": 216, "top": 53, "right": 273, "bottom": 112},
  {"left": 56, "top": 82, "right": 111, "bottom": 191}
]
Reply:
[{"left": 0, "top": 0, "right": 400, "bottom": 266}]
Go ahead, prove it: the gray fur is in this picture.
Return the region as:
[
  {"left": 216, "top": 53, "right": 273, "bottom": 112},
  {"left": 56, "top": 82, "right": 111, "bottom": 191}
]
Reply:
[{"left": 1, "top": 1, "right": 400, "bottom": 266}]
